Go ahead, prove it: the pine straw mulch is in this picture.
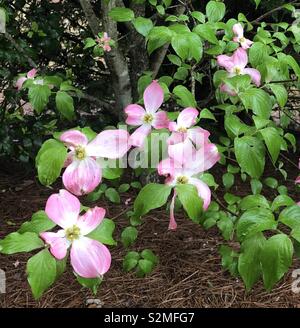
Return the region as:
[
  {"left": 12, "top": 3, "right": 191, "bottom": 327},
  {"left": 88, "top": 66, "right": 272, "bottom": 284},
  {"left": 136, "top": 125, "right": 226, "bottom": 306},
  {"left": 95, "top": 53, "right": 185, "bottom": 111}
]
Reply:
[{"left": 1, "top": 158, "right": 300, "bottom": 308}]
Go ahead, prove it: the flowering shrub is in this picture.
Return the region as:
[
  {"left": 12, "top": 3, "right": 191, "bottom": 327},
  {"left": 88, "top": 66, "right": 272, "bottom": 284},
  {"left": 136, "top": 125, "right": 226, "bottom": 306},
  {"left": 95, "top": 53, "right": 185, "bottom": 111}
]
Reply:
[{"left": 1, "top": 0, "right": 300, "bottom": 299}]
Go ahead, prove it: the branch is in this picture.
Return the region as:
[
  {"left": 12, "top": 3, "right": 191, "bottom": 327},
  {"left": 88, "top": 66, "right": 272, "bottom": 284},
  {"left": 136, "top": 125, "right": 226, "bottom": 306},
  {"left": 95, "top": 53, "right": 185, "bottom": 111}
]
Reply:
[{"left": 79, "top": 0, "right": 101, "bottom": 36}]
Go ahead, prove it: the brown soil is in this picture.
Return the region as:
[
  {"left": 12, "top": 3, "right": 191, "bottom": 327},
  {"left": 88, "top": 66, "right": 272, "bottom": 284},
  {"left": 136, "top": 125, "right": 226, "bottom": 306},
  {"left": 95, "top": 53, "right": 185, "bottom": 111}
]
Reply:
[{"left": 1, "top": 154, "right": 300, "bottom": 308}]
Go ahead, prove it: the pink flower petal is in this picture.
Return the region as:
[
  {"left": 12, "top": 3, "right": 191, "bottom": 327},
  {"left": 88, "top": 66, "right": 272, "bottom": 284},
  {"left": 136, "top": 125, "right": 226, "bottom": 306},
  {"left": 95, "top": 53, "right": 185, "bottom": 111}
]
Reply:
[
  {"left": 220, "top": 83, "right": 237, "bottom": 96},
  {"left": 189, "top": 178, "right": 211, "bottom": 210},
  {"left": 187, "top": 127, "right": 211, "bottom": 149},
  {"left": 143, "top": 80, "right": 164, "bottom": 113},
  {"left": 45, "top": 190, "right": 80, "bottom": 229},
  {"left": 169, "top": 191, "right": 177, "bottom": 230},
  {"left": 16, "top": 77, "right": 27, "bottom": 90},
  {"left": 168, "top": 122, "right": 178, "bottom": 132},
  {"left": 27, "top": 68, "right": 38, "bottom": 79},
  {"left": 152, "top": 111, "right": 169, "bottom": 129},
  {"left": 167, "top": 131, "right": 186, "bottom": 146},
  {"left": 295, "top": 176, "right": 300, "bottom": 184},
  {"left": 76, "top": 207, "right": 106, "bottom": 235},
  {"left": 243, "top": 68, "right": 261, "bottom": 87},
  {"left": 62, "top": 157, "right": 101, "bottom": 196},
  {"left": 60, "top": 130, "right": 88, "bottom": 149},
  {"left": 124, "top": 104, "right": 145, "bottom": 126},
  {"left": 157, "top": 157, "right": 177, "bottom": 178},
  {"left": 241, "top": 39, "right": 253, "bottom": 49},
  {"left": 40, "top": 231, "right": 68, "bottom": 260},
  {"left": 168, "top": 139, "right": 196, "bottom": 165},
  {"left": 217, "top": 54, "right": 235, "bottom": 72},
  {"left": 177, "top": 107, "right": 199, "bottom": 129},
  {"left": 71, "top": 237, "right": 111, "bottom": 278},
  {"left": 232, "top": 23, "right": 244, "bottom": 39},
  {"left": 129, "top": 125, "right": 151, "bottom": 148},
  {"left": 87, "top": 129, "right": 130, "bottom": 158},
  {"left": 232, "top": 48, "right": 248, "bottom": 69}
]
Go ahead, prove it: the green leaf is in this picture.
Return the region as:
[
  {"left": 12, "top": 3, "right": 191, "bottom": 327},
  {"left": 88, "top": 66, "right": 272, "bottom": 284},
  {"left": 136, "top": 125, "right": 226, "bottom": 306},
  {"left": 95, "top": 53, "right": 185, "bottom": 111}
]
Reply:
[
  {"left": 171, "top": 32, "right": 203, "bottom": 62},
  {"left": 36, "top": 139, "right": 67, "bottom": 186},
  {"left": 239, "top": 195, "right": 269, "bottom": 211},
  {"left": 237, "top": 208, "right": 276, "bottom": 241},
  {"left": 268, "top": 84, "right": 288, "bottom": 107},
  {"left": 121, "top": 227, "right": 138, "bottom": 247},
  {"left": 118, "top": 183, "right": 130, "bottom": 193},
  {"left": 108, "top": 7, "right": 135, "bottom": 22},
  {"left": 28, "top": 84, "right": 51, "bottom": 114},
  {"left": 26, "top": 249, "right": 57, "bottom": 299},
  {"left": 132, "top": 17, "right": 153, "bottom": 37},
  {"left": 18, "top": 210, "right": 56, "bottom": 234},
  {"left": 260, "top": 234, "right": 293, "bottom": 290},
  {"left": 206, "top": 1, "right": 226, "bottom": 22},
  {"left": 260, "top": 127, "right": 283, "bottom": 163},
  {"left": 271, "top": 195, "right": 295, "bottom": 212},
  {"left": 83, "top": 37, "right": 97, "bottom": 49},
  {"left": 123, "top": 251, "right": 140, "bottom": 272},
  {"left": 217, "top": 214, "right": 234, "bottom": 240},
  {"left": 141, "top": 249, "right": 158, "bottom": 264},
  {"left": 102, "top": 167, "right": 123, "bottom": 180},
  {"left": 87, "top": 218, "right": 116, "bottom": 245},
  {"left": 219, "top": 245, "right": 239, "bottom": 276},
  {"left": 191, "top": 11, "right": 206, "bottom": 23},
  {"left": 238, "top": 233, "right": 266, "bottom": 291},
  {"left": 234, "top": 136, "right": 265, "bottom": 179},
  {"left": 138, "top": 259, "right": 154, "bottom": 275},
  {"left": 279, "top": 205, "right": 300, "bottom": 230},
  {"left": 250, "top": 178, "right": 263, "bottom": 195},
  {"left": 147, "top": 26, "right": 173, "bottom": 54},
  {"left": 240, "top": 88, "right": 272, "bottom": 119},
  {"left": 134, "top": 183, "right": 172, "bottom": 217},
  {"left": 253, "top": 0, "right": 261, "bottom": 8},
  {"left": 264, "top": 177, "right": 278, "bottom": 189},
  {"left": 0, "top": 232, "right": 44, "bottom": 255},
  {"left": 193, "top": 23, "right": 219, "bottom": 45},
  {"left": 249, "top": 42, "right": 269, "bottom": 67},
  {"left": 222, "top": 172, "right": 234, "bottom": 190},
  {"left": 76, "top": 275, "right": 102, "bottom": 295},
  {"left": 105, "top": 188, "right": 120, "bottom": 204},
  {"left": 173, "top": 85, "right": 197, "bottom": 107},
  {"left": 199, "top": 108, "right": 216, "bottom": 121},
  {"left": 176, "top": 184, "right": 203, "bottom": 223},
  {"left": 55, "top": 91, "right": 75, "bottom": 121}
]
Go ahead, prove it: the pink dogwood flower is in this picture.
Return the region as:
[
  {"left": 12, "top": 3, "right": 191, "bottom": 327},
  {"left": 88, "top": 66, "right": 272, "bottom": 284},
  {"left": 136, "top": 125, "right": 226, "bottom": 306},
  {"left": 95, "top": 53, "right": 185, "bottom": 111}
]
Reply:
[
  {"left": 158, "top": 144, "right": 220, "bottom": 230},
  {"left": 60, "top": 129, "right": 130, "bottom": 196},
  {"left": 16, "top": 68, "right": 37, "bottom": 90},
  {"left": 97, "top": 32, "right": 112, "bottom": 52},
  {"left": 167, "top": 107, "right": 211, "bottom": 162},
  {"left": 217, "top": 48, "right": 261, "bottom": 87},
  {"left": 125, "top": 80, "right": 169, "bottom": 148},
  {"left": 40, "top": 189, "right": 111, "bottom": 278},
  {"left": 232, "top": 23, "right": 253, "bottom": 49}
]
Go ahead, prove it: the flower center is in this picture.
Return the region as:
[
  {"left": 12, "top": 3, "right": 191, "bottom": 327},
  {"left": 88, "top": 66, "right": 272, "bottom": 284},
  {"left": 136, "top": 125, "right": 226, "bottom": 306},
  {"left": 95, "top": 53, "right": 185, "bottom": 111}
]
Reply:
[
  {"left": 65, "top": 225, "right": 81, "bottom": 242},
  {"left": 75, "top": 145, "right": 86, "bottom": 160},
  {"left": 234, "top": 67, "right": 242, "bottom": 75},
  {"left": 176, "top": 176, "right": 189, "bottom": 184},
  {"left": 177, "top": 126, "right": 187, "bottom": 133},
  {"left": 143, "top": 113, "right": 154, "bottom": 124},
  {"left": 239, "top": 37, "right": 246, "bottom": 43}
]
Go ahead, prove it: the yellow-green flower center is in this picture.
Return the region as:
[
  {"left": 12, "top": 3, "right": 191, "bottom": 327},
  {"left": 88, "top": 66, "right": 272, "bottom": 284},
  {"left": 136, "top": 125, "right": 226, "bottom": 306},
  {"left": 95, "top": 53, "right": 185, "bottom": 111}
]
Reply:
[
  {"left": 239, "top": 37, "right": 246, "bottom": 43},
  {"left": 234, "top": 67, "right": 242, "bottom": 75},
  {"left": 176, "top": 176, "right": 189, "bottom": 184},
  {"left": 143, "top": 113, "right": 154, "bottom": 124},
  {"left": 65, "top": 225, "right": 81, "bottom": 242},
  {"left": 178, "top": 126, "right": 187, "bottom": 133},
  {"left": 75, "top": 146, "right": 86, "bottom": 160}
]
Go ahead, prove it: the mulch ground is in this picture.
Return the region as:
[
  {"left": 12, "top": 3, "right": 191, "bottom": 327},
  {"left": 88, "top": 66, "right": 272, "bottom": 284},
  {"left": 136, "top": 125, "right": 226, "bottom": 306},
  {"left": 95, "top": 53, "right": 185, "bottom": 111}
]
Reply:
[{"left": 1, "top": 155, "right": 300, "bottom": 308}]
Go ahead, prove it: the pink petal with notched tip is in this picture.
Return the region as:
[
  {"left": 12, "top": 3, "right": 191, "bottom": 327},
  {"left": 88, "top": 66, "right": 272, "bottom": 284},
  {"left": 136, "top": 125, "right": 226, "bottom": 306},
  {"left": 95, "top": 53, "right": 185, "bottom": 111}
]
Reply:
[
  {"left": 143, "top": 80, "right": 164, "bottom": 114},
  {"left": 217, "top": 54, "right": 235, "bottom": 72},
  {"left": 45, "top": 189, "right": 80, "bottom": 229},
  {"left": 125, "top": 104, "right": 145, "bottom": 126},
  {"left": 16, "top": 77, "right": 27, "bottom": 90},
  {"left": 71, "top": 237, "right": 111, "bottom": 278},
  {"left": 241, "top": 39, "right": 253, "bottom": 49},
  {"left": 62, "top": 157, "right": 101, "bottom": 196},
  {"left": 76, "top": 207, "right": 106, "bottom": 236},
  {"left": 128, "top": 124, "right": 151, "bottom": 148},
  {"left": 189, "top": 178, "right": 211, "bottom": 210},
  {"left": 177, "top": 107, "right": 199, "bottom": 129},
  {"left": 168, "top": 191, "right": 177, "bottom": 230},
  {"left": 40, "top": 231, "right": 68, "bottom": 260},
  {"left": 232, "top": 48, "right": 248, "bottom": 69},
  {"left": 27, "top": 68, "right": 37, "bottom": 79},
  {"left": 86, "top": 129, "right": 130, "bottom": 159},
  {"left": 152, "top": 111, "right": 169, "bottom": 129},
  {"left": 60, "top": 130, "right": 88, "bottom": 149},
  {"left": 243, "top": 68, "right": 261, "bottom": 86},
  {"left": 232, "top": 23, "right": 244, "bottom": 39}
]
